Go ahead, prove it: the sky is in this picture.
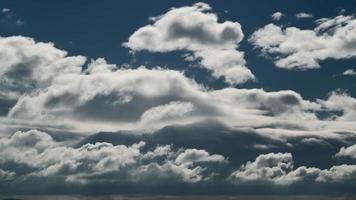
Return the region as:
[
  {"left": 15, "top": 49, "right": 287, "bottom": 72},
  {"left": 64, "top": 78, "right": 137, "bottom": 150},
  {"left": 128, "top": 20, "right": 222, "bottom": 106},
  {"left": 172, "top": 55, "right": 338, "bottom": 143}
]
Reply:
[{"left": 0, "top": 0, "right": 356, "bottom": 196}]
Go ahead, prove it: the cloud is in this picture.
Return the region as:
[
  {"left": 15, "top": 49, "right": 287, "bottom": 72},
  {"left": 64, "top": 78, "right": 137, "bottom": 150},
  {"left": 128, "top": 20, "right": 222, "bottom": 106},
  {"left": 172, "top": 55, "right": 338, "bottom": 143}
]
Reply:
[
  {"left": 0, "top": 8, "right": 24, "bottom": 26},
  {"left": 0, "top": 36, "right": 86, "bottom": 100},
  {"left": 295, "top": 12, "right": 313, "bottom": 19},
  {"left": 6, "top": 63, "right": 322, "bottom": 133},
  {"left": 0, "top": 36, "right": 322, "bottom": 133},
  {"left": 0, "top": 35, "right": 355, "bottom": 146},
  {"left": 249, "top": 15, "right": 356, "bottom": 70},
  {"left": 271, "top": 12, "right": 284, "bottom": 21},
  {"left": 123, "top": 2, "right": 254, "bottom": 85},
  {"left": 230, "top": 152, "right": 356, "bottom": 184},
  {"left": 0, "top": 130, "right": 227, "bottom": 192},
  {"left": 2, "top": 8, "right": 10, "bottom": 13},
  {"left": 0, "top": 169, "right": 15, "bottom": 181},
  {"left": 342, "top": 69, "right": 356, "bottom": 76},
  {"left": 317, "top": 90, "right": 356, "bottom": 121},
  {"left": 2, "top": 129, "right": 356, "bottom": 194},
  {"left": 335, "top": 144, "right": 356, "bottom": 159},
  {"left": 230, "top": 152, "right": 296, "bottom": 183},
  {"left": 140, "top": 101, "right": 194, "bottom": 125}
]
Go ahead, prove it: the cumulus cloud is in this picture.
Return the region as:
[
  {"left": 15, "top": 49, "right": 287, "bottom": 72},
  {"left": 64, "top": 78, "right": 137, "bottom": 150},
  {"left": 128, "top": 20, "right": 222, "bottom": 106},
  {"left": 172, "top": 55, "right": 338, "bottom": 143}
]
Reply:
[
  {"left": 0, "top": 36, "right": 86, "bottom": 100},
  {"left": 249, "top": 15, "right": 356, "bottom": 70},
  {"left": 0, "top": 35, "right": 355, "bottom": 144},
  {"left": 271, "top": 12, "right": 284, "bottom": 21},
  {"left": 0, "top": 3, "right": 356, "bottom": 195},
  {"left": 0, "top": 130, "right": 227, "bottom": 186},
  {"left": 0, "top": 35, "right": 322, "bottom": 133},
  {"left": 230, "top": 152, "right": 356, "bottom": 184},
  {"left": 6, "top": 63, "right": 322, "bottom": 133},
  {"left": 295, "top": 12, "right": 313, "bottom": 19},
  {"left": 123, "top": 2, "right": 254, "bottom": 85},
  {"left": 335, "top": 144, "right": 356, "bottom": 159},
  {"left": 230, "top": 152, "right": 296, "bottom": 183},
  {"left": 317, "top": 90, "right": 356, "bottom": 121},
  {"left": 342, "top": 69, "right": 356, "bottom": 76}
]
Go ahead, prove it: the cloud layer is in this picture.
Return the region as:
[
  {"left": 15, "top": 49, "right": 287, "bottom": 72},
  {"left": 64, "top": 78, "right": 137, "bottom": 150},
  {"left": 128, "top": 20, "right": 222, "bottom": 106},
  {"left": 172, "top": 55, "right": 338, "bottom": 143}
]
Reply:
[{"left": 1, "top": 130, "right": 356, "bottom": 194}]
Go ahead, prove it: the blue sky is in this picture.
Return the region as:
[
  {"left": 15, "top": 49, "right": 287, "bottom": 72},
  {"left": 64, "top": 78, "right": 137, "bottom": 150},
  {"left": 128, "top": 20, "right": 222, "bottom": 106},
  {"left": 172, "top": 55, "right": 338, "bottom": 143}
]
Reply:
[{"left": 1, "top": 0, "right": 356, "bottom": 196}]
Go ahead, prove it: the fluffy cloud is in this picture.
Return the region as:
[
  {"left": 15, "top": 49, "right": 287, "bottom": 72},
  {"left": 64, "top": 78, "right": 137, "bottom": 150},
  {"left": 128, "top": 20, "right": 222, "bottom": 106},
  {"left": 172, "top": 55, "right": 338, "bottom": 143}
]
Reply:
[
  {"left": 0, "top": 35, "right": 355, "bottom": 143},
  {"left": 0, "top": 36, "right": 317, "bottom": 132},
  {"left": 6, "top": 62, "right": 321, "bottom": 133},
  {"left": 230, "top": 152, "right": 296, "bottom": 183},
  {"left": 271, "top": 12, "right": 284, "bottom": 21},
  {"left": 230, "top": 152, "right": 356, "bottom": 184},
  {"left": 0, "top": 130, "right": 227, "bottom": 186},
  {"left": 249, "top": 15, "right": 356, "bottom": 69},
  {"left": 342, "top": 69, "right": 356, "bottom": 76},
  {"left": 335, "top": 144, "right": 356, "bottom": 159},
  {"left": 123, "top": 2, "right": 254, "bottom": 85},
  {"left": 317, "top": 90, "right": 356, "bottom": 121},
  {"left": 0, "top": 36, "right": 86, "bottom": 100}
]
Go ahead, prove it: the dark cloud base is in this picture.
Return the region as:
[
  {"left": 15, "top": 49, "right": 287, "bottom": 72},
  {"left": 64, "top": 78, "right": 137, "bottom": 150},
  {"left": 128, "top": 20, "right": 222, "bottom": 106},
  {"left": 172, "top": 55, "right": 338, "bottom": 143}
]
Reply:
[{"left": 79, "top": 120, "right": 356, "bottom": 169}]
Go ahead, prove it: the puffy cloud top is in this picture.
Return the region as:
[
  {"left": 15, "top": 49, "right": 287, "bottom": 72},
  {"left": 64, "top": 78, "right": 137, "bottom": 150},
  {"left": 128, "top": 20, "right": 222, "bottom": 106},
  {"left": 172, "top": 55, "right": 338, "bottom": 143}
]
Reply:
[
  {"left": 249, "top": 15, "right": 356, "bottom": 70},
  {"left": 124, "top": 2, "right": 254, "bottom": 85}
]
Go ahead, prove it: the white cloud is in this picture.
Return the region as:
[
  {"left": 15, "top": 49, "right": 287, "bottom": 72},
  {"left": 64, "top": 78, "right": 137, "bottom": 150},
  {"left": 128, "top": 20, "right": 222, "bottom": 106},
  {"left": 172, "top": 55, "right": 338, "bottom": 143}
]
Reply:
[
  {"left": 317, "top": 165, "right": 356, "bottom": 182},
  {"left": 317, "top": 91, "right": 356, "bottom": 121},
  {"left": 0, "top": 35, "right": 354, "bottom": 144},
  {"left": 2, "top": 8, "right": 10, "bottom": 13},
  {"left": 123, "top": 2, "right": 254, "bottom": 85},
  {"left": 230, "top": 152, "right": 295, "bottom": 183},
  {"left": 342, "top": 69, "right": 356, "bottom": 76},
  {"left": 0, "top": 130, "right": 227, "bottom": 184},
  {"left": 249, "top": 15, "right": 356, "bottom": 70},
  {"left": 295, "top": 12, "right": 313, "bottom": 19},
  {"left": 0, "top": 36, "right": 86, "bottom": 99},
  {"left": 271, "top": 12, "right": 284, "bottom": 21},
  {"left": 230, "top": 152, "right": 356, "bottom": 184},
  {"left": 175, "top": 149, "right": 226, "bottom": 165},
  {"left": 335, "top": 144, "right": 356, "bottom": 159},
  {"left": 6, "top": 63, "right": 322, "bottom": 133},
  {"left": 140, "top": 101, "right": 194, "bottom": 125}
]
